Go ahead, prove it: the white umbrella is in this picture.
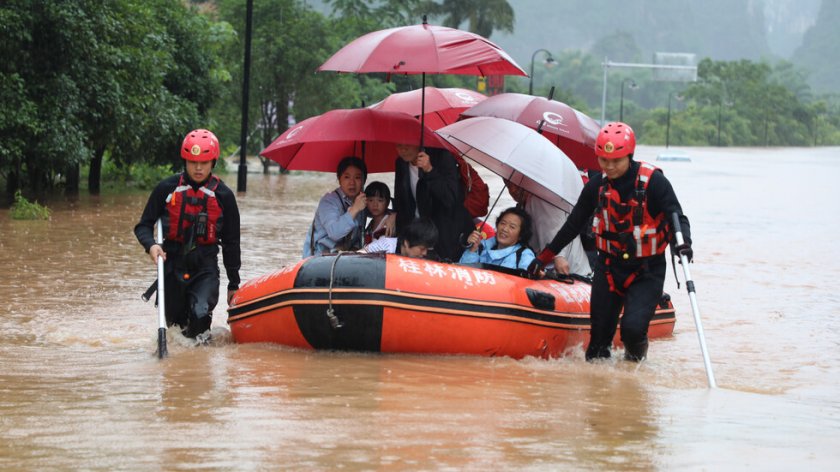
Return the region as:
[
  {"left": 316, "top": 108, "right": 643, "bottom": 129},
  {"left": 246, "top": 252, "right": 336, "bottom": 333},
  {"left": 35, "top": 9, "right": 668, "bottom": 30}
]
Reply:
[{"left": 436, "top": 116, "right": 583, "bottom": 213}]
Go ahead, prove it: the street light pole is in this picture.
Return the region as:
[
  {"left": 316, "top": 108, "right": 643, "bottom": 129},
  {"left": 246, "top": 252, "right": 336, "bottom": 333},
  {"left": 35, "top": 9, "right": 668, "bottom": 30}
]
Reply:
[
  {"left": 529, "top": 48, "right": 554, "bottom": 96},
  {"left": 237, "top": 0, "right": 254, "bottom": 192},
  {"left": 619, "top": 78, "right": 637, "bottom": 123},
  {"left": 666, "top": 91, "right": 682, "bottom": 148}
]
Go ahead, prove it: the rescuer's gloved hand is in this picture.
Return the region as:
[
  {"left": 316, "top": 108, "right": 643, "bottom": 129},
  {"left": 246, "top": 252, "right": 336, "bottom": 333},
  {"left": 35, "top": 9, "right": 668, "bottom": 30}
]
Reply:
[
  {"left": 674, "top": 242, "right": 693, "bottom": 263},
  {"left": 527, "top": 248, "right": 556, "bottom": 277}
]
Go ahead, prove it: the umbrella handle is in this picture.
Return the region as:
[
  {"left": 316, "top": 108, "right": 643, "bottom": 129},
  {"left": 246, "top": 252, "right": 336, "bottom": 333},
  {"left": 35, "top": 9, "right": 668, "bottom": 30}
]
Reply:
[
  {"left": 419, "top": 73, "right": 426, "bottom": 149},
  {"left": 467, "top": 180, "right": 507, "bottom": 248}
]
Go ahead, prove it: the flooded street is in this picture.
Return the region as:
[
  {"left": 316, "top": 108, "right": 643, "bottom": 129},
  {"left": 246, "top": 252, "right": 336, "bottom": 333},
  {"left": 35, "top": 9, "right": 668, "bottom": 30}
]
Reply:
[{"left": 1, "top": 146, "right": 839, "bottom": 470}]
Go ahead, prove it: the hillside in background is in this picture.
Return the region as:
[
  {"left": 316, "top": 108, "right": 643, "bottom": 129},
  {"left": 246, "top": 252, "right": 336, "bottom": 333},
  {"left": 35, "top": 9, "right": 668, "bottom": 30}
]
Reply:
[
  {"left": 307, "top": 0, "right": 833, "bottom": 95},
  {"left": 492, "top": 0, "right": 819, "bottom": 64},
  {"left": 764, "top": 0, "right": 821, "bottom": 57},
  {"left": 792, "top": 0, "right": 840, "bottom": 94}
]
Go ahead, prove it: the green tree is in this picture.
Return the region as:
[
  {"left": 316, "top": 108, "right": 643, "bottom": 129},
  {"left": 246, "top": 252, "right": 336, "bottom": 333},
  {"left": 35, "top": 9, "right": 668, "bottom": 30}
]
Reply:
[
  {"left": 217, "top": 0, "right": 393, "bottom": 173},
  {"left": 1, "top": 1, "right": 89, "bottom": 198},
  {"left": 0, "top": 0, "right": 229, "bottom": 199},
  {"left": 422, "top": 0, "right": 514, "bottom": 39},
  {"left": 87, "top": 0, "right": 231, "bottom": 194}
]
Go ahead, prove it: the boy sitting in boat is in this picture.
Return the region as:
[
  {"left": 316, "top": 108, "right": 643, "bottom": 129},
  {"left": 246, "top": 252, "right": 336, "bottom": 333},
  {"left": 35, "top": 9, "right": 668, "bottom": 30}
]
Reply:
[
  {"left": 360, "top": 216, "right": 438, "bottom": 259},
  {"left": 362, "top": 181, "right": 393, "bottom": 245},
  {"left": 459, "top": 207, "right": 536, "bottom": 271},
  {"left": 303, "top": 157, "right": 368, "bottom": 257}
]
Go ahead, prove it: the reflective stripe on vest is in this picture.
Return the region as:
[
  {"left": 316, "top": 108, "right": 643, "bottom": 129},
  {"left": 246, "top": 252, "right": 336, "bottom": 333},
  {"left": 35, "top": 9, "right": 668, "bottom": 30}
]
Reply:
[{"left": 592, "top": 162, "right": 669, "bottom": 259}]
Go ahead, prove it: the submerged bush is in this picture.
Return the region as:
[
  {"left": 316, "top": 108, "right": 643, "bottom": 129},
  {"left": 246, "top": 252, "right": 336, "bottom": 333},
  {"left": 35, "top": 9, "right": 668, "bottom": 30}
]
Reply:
[
  {"left": 98, "top": 158, "right": 173, "bottom": 191},
  {"left": 10, "top": 191, "right": 51, "bottom": 220}
]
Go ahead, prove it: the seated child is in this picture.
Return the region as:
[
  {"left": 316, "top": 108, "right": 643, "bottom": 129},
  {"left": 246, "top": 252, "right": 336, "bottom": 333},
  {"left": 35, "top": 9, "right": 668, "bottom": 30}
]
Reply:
[
  {"left": 363, "top": 181, "right": 393, "bottom": 245},
  {"left": 459, "top": 207, "right": 535, "bottom": 270},
  {"left": 361, "top": 217, "right": 438, "bottom": 259}
]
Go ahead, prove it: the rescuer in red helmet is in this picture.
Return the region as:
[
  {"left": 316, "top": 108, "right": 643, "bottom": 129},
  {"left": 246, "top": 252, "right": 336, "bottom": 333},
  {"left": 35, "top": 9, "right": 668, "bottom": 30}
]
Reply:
[
  {"left": 529, "top": 122, "right": 692, "bottom": 361},
  {"left": 134, "top": 129, "right": 241, "bottom": 342}
]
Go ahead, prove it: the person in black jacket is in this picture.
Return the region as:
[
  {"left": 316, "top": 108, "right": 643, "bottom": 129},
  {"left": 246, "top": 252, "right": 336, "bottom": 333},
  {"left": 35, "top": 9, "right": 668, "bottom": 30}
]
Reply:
[
  {"left": 392, "top": 144, "right": 474, "bottom": 262},
  {"left": 134, "top": 129, "right": 241, "bottom": 340},
  {"left": 530, "top": 122, "right": 692, "bottom": 362}
]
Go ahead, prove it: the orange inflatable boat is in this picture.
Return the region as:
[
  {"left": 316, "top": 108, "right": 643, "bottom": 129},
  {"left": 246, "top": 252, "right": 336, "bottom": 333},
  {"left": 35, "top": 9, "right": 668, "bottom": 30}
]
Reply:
[{"left": 227, "top": 253, "right": 676, "bottom": 359}]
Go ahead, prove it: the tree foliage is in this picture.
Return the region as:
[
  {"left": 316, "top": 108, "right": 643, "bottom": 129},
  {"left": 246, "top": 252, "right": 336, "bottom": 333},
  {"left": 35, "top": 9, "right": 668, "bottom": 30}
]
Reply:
[
  {"left": 521, "top": 50, "right": 840, "bottom": 147},
  {"left": 2, "top": 0, "right": 838, "bottom": 202},
  {"left": 0, "top": 0, "right": 231, "bottom": 200}
]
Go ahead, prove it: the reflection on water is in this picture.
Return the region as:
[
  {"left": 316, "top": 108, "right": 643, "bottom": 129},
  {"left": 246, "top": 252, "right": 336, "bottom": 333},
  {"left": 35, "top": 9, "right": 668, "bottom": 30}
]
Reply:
[{"left": 1, "top": 147, "right": 839, "bottom": 469}]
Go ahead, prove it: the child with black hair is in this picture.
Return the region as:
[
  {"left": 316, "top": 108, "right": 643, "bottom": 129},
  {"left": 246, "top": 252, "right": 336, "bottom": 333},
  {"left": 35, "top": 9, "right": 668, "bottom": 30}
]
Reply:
[
  {"left": 360, "top": 217, "right": 438, "bottom": 258},
  {"left": 363, "top": 181, "right": 393, "bottom": 245}
]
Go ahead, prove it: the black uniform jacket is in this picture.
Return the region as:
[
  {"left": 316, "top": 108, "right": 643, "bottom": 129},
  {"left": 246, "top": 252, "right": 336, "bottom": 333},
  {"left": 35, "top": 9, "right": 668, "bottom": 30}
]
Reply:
[
  {"left": 546, "top": 160, "right": 691, "bottom": 264},
  {"left": 134, "top": 173, "right": 241, "bottom": 290},
  {"left": 393, "top": 147, "right": 474, "bottom": 262}
]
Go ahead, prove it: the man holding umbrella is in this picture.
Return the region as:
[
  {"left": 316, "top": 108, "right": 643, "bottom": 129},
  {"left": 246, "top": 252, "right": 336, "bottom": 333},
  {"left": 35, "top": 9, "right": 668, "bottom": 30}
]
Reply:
[
  {"left": 393, "top": 143, "right": 474, "bottom": 262},
  {"left": 529, "top": 122, "right": 692, "bottom": 362}
]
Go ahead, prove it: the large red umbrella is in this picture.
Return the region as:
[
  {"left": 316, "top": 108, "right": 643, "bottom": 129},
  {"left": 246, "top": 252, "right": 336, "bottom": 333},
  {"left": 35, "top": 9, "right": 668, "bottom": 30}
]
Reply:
[
  {"left": 259, "top": 108, "right": 451, "bottom": 174},
  {"left": 318, "top": 22, "right": 526, "bottom": 76},
  {"left": 318, "top": 18, "right": 526, "bottom": 146},
  {"left": 368, "top": 87, "right": 487, "bottom": 130},
  {"left": 460, "top": 93, "right": 601, "bottom": 171}
]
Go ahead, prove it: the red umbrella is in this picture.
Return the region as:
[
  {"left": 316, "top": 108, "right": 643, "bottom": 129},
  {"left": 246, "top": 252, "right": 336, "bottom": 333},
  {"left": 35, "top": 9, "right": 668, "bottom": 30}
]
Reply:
[
  {"left": 460, "top": 93, "right": 601, "bottom": 171},
  {"left": 318, "top": 22, "right": 526, "bottom": 76},
  {"left": 259, "top": 108, "right": 451, "bottom": 174},
  {"left": 368, "top": 87, "right": 487, "bottom": 130},
  {"left": 318, "top": 17, "right": 526, "bottom": 146}
]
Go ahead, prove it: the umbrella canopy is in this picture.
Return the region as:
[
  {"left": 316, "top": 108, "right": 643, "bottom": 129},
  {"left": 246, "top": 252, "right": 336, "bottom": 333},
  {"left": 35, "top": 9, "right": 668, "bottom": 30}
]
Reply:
[
  {"left": 259, "top": 108, "right": 451, "bottom": 174},
  {"left": 318, "top": 19, "right": 526, "bottom": 148},
  {"left": 317, "top": 22, "right": 527, "bottom": 77},
  {"left": 436, "top": 116, "right": 583, "bottom": 213},
  {"left": 368, "top": 87, "right": 487, "bottom": 130},
  {"left": 460, "top": 93, "right": 601, "bottom": 171}
]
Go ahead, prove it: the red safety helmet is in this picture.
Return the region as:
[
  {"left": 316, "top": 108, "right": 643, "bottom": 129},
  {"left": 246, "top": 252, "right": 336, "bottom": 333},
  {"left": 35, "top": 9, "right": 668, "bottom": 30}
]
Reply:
[
  {"left": 595, "top": 122, "right": 636, "bottom": 159},
  {"left": 181, "top": 129, "right": 220, "bottom": 162}
]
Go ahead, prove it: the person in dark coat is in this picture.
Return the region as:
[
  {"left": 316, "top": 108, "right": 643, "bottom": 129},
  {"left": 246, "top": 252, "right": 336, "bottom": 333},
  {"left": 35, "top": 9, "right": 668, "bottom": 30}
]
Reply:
[
  {"left": 392, "top": 144, "right": 474, "bottom": 262},
  {"left": 530, "top": 122, "right": 692, "bottom": 362},
  {"left": 134, "top": 129, "right": 241, "bottom": 340}
]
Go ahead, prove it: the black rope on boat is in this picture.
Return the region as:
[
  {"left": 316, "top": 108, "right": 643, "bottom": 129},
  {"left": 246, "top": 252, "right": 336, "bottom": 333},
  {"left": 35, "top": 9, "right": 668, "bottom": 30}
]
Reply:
[{"left": 326, "top": 253, "right": 344, "bottom": 329}]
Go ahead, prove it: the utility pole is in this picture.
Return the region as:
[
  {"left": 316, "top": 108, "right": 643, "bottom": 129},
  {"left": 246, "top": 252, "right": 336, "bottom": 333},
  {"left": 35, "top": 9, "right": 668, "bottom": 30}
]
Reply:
[{"left": 237, "top": 0, "right": 254, "bottom": 192}]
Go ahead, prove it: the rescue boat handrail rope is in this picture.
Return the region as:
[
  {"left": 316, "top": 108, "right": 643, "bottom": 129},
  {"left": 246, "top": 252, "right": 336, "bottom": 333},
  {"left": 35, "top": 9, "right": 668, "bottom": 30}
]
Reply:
[
  {"left": 672, "top": 212, "right": 716, "bottom": 388},
  {"left": 326, "top": 252, "right": 344, "bottom": 329}
]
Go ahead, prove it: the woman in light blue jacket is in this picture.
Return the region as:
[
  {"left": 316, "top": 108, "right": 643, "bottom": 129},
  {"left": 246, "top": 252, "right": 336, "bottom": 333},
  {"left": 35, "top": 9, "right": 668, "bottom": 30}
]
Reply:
[{"left": 459, "top": 207, "right": 535, "bottom": 271}]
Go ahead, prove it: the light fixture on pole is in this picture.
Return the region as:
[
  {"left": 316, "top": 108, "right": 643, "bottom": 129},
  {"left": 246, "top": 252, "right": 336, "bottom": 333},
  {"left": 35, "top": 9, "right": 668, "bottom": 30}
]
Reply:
[
  {"left": 528, "top": 49, "right": 555, "bottom": 96},
  {"left": 666, "top": 91, "right": 683, "bottom": 148},
  {"left": 619, "top": 78, "right": 637, "bottom": 123}
]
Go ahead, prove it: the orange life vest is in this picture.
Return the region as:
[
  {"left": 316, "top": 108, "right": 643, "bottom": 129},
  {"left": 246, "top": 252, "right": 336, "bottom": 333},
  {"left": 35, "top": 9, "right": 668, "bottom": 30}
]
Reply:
[
  {"left": 165, "top": 174, "right": 223, "bottom": 246},
  {"left": 591, "top": 162, "right": 669, "bottom": 260}
]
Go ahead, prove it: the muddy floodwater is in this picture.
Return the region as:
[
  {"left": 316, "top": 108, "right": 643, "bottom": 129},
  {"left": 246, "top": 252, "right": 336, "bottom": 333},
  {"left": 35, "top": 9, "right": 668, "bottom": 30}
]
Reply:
[{"left": 1, "top": 145, "right": 839, "bottom": 470}]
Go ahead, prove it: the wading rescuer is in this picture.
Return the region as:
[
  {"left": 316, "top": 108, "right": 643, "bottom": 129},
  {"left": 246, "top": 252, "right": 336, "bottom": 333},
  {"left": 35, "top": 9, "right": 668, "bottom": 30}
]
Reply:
[
  {"left": 529, "top": 122, "right": 692, "bottom": 361},
  {"left": 135, "top": 129, "right": 241, "bottom": 340}
]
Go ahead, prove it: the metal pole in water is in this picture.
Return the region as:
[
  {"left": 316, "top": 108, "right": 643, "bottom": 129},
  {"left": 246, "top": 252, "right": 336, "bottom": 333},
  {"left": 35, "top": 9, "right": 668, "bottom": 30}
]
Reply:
[
  {"left": 155, "top": 219, "right": 168, "bottom": 359},
  {"left": 672, "top": 213, "right": 715, "bottom": 388}
]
